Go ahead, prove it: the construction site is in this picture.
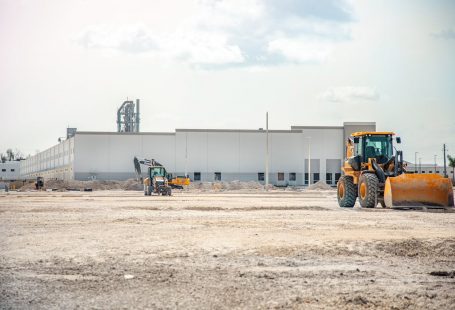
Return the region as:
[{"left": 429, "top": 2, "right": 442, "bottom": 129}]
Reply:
[
  {"left": 1, "top": 97, "right": 454, "bottom": 309},
  {"left": 2, "top": 1, "right": 455, "bottom": 308}
]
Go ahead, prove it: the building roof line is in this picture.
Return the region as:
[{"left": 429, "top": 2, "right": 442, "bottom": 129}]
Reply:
[
  {"left": 175, "top": 129, "right": 303, "bottom": 133},
  {"left": 291, "top": 126, "right": 344, "bottom": 130},
  {"left": 75, "top": 131, "right": 175, "bottom": 136},
  {"left": 343, "top": 122, "right": 376, "bottom": 126}
]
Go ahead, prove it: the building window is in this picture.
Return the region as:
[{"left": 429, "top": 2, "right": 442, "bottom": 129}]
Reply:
[
  {"left": 326, "top": 173, "right": 333, "bottom": 184},
  {"left": 11, "top": 169, "right": 15, "bottom": 172},
  {"left": 313, "top": 173, "right": 320, "bottom": 183},
  {"left": 289, "top": 172, "right": 296, "bottom": 181},
  {"left": 1, "top": 169, "right": 5, "bottom": 172},
  {"left": 214, "top": 172, "right": 221, "bottom": 181},
  {"left": 258, "top": 172, "right": 264, "bottom": 181},
  {"left": 278, "top": 172, "right": 284, "bottom": 181},
  {"left": 436, "top": 171, "right": 440, "bottom": 173},
  {"left": 304, "top": 173, "right": 309, "bottom": 185},
  {"left": 194, "top": 172, "right": 201, "bottom": 181},
  {"left": 429, "top": 171, "right": 432, "bottom": 173},
  {"left": 335, "top": 173, "right": 341, "bottom": 183},
  {"left": 422, "top": 171, "right": 425, "bottom": 173}
]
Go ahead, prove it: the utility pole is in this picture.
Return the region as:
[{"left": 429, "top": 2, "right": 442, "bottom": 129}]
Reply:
[
  {"left": 184, "top": 133, "right": 188, "bottom": 178},
  {"left": 306, "top": 137, "right": 312, "bottom": 185},
  {"left": 443, "top": 143, "right": 448, "bottom": 178},
  {"left": 265, "top": 112, "right": 269, "bottom": 187},
  {"left": 414, "top": 152, "right": 418, "bottom": 173},
  {"left": 419, "top": 158, "right": 422, "bottom": 173},
  {"left": 434, "top": 155, "right": 437, "bottom": 174}
]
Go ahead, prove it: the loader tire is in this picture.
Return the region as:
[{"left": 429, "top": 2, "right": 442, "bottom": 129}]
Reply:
[
  {"left": 358, "top": 173, "right": 378, "bottom": 208},
  {"left": 337, "top": 176, "right": 357, "bottom": 208}
]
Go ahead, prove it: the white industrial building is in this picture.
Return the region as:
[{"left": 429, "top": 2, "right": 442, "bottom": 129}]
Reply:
[
  {"left": 406, "top": 163, "right": 454, "bottom": 178},
  {"left": 20, "top": 122, "right": 376, "bottom": 186},
  {"left": 0, "top": 161, "right": 21, "bottom": 181}
]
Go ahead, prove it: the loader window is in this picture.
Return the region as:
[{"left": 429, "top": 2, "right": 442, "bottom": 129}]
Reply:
[
  {"left": 364, "top": 135, "right": 392, "bottom": 161},
  {"left": 150, "top": 167, "right": 166, "bottom": 177},
  {"left": 354, "top": 137, "right": 363, "bottom": 157}
]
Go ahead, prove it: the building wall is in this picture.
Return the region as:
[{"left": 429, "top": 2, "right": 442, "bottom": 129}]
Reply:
[
  {"left": 70, "top": 128, "right": 346, "bottom": 185},
  {"left": 175, "top": 130, "right": 307, "bottom": 184},
  {"left": 20, "top": 122, "right": 375, "bottom": 185},
  {"left": 0, "top": 161, "right": 21, "bottom": 180},
  {"left": 73, "top": 132, "right": 176, "bottom": 180},
  {"left": 20, "top": 137, "right": 74, "bottom": 180}
]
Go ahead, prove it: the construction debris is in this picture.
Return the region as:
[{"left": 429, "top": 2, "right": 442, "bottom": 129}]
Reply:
[
  {"left": 308, "top": 180, "right": 333, "bottom": 190},
  {"left": 16, "top": 179, "right": 335, "bottom": 192},
  {"left": 19, "top": 179, "right": 143, "bottom": 192}
]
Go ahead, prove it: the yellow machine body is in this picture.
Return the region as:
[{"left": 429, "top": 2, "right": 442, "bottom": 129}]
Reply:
[{"left": 169, "top": 176, "right": 190, "bottom": 187}]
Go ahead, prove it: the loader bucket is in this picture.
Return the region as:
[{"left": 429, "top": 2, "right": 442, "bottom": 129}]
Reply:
[{"left": 384, "top": 174, "right": 454, "bottom": 208}]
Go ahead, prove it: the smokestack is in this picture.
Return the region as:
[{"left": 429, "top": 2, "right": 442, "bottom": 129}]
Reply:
[
  {"left": 135, "top": 99, "right": 140, "bottom": 132},
  {"left": 117, "top": 106, "right": 122, "bottom": 132}
]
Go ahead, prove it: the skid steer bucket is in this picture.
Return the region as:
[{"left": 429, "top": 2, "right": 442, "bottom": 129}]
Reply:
[{"left": 384, "top": 174, "right": 454, "bottom": 208}]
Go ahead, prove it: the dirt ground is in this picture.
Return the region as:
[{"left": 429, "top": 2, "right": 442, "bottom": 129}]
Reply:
[{"left": 1, "top": 189, "right": 454, "bottom": 309}]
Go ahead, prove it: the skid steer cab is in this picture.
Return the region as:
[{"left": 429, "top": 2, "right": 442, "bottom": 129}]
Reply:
[
  {"left": 337, "top": 132, "right": 454, "bottom": 209},
  {"left": 144, "top": 166, "right": 172, "bottom": 196}
]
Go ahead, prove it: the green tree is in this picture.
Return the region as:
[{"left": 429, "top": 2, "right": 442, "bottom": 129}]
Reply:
[
  {"left": 448, "top": 155, "right": 455, "bottom": 183},
  {"left": 6, "top": 149, "right": 14, "bottom": 161}
]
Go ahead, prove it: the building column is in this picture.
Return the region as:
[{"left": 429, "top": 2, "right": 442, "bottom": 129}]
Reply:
[{"left": 320, "top": 158, "right": 327, "bottom": 183}]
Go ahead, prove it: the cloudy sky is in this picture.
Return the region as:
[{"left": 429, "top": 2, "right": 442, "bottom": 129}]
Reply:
[{"left": 1, "top": 0, "right": 454, "bottom": 164}]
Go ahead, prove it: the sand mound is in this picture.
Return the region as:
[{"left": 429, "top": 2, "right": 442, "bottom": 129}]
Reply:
[
  {"left": 308, "top": 180, "right": 333, "bottom": 190},
  {"left": 19, "top": 179, "right": 143, "bottom": 192},
  {"left": 186, "top": 181, "right": 265, "bottom": 192},
  {"left": 18, "top": 179, "right": 311, "bottom": 192}
]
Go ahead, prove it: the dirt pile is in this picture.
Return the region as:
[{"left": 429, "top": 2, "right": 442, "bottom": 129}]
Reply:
[
  {"left": 308, "top": 180, "right": 333, "bottom": 190},
  {"left": 19, "top": 179, "right": 143, "bottom": 192},
  {"left": 186, "top": 181, "right": 265, "bottom": 192}
]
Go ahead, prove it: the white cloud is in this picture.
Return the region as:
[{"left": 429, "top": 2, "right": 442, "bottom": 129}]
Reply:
[
  {"left": 75, "top": 0, "right": 354, "bottom": 67},
  {"left": 319, "top": 86, "right": 380, "bottom": 102},
  {"left": 77, "top": 24, "right": 158, "bottom": 53},
  {"left": 76, "top": 24, "right": 244, "bottom": 65},
  {"left": 431, "top": 28, "right": 455, "bottom": 39},
  {"left": 267, "top": 38, "right": 332, "bottom": 63}
]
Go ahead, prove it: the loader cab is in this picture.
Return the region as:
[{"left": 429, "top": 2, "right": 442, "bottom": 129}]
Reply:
[
  {"left": 148, "top": 166, "right": 167, "bottom": 178},
  {"left": 352, "top": 133, "right": 395, "bottom": 164}
]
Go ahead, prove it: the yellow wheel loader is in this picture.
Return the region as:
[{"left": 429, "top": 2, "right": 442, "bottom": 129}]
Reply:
[{"left": 337, "top": 132, "right": 454, "bottom": 209}]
